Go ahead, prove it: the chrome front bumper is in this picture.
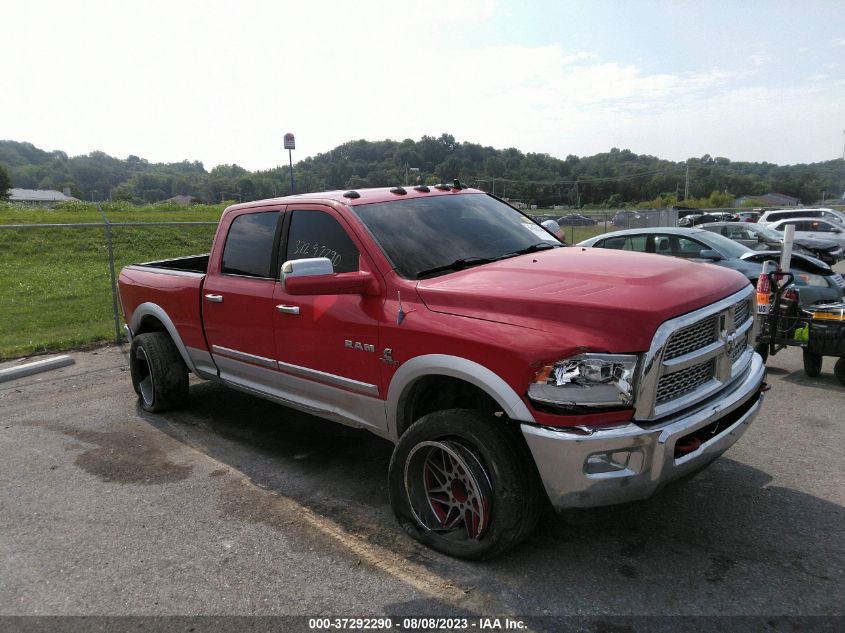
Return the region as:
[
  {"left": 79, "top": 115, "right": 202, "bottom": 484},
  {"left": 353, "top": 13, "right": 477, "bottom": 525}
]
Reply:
[{"left": 521, "top": 353, "right": 766, "bottom": 509}]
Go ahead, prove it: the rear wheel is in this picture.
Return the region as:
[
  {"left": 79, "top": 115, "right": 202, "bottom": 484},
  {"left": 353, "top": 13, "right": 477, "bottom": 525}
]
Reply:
[
  {"left": 388, "top": 409, "right": 542, "bottom": 560},
  {"left": 802, "top": 349, "right": 823, "bottom": 378},
  {"left": 834, "top": 357, "right": 845, "bottom": 386},
  {"left": 129, "top": 332, "right": 189, "bottom": 412}
]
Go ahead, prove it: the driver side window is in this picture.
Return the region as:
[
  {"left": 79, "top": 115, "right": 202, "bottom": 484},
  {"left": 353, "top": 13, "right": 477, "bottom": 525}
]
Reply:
[
  {"left": 285, "top": 210, "right": 360, "bottom": 274},
  {"left": 675, "top": 237, "right": 707, "bottom": 258}
]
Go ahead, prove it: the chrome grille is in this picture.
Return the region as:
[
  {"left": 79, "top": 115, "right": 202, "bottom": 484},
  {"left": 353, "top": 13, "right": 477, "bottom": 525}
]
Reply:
[
  {"left": 730, "top": 331, "right": 749, "bottom": 362},
  {"left": 663, "top": 315, "right": 717, "bottom": 360},
  {"left": 635, "top": 287, "right": 756, "bottom": 421},
  {"left": 734, "top": 299, "right": 750, "bottom": 327},
  {"left": 656, "top": 360, "right": 715, "bottom": 404}
]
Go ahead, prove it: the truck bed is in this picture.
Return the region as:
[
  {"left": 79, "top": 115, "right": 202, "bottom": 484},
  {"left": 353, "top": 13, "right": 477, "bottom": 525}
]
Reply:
[
  {"left": 134, "top": 254, "right": 209, "bottom": 273},
  {"left": 118, "top": 257, "right": 209, "bottom": 361}
]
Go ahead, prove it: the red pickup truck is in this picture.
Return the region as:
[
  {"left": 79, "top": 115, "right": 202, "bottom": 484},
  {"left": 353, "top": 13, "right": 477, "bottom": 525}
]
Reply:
[{"left": 118, "top": 184, "right": 767, "bottom": 559}]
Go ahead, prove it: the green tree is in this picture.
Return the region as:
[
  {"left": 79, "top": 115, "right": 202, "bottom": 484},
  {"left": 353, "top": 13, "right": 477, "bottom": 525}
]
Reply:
[{"left": 0, "top": 163, "right": 11, "bottom": 199}]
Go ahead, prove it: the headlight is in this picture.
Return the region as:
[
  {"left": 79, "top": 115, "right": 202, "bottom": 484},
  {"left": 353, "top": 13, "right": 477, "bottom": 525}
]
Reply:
[{"left": 528, "top": 353, "right": 640, "bottom": 408}]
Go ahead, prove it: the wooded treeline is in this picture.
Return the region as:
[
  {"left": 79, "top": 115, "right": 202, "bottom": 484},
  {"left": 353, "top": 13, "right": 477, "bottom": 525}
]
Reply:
[{"left": 2, "top": 135, "right": 844, "bottom": 207}]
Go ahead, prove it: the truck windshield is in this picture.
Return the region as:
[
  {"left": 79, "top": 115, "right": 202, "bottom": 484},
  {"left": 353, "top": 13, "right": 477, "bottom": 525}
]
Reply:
[{"left": 351, "top": 193, "right": 561, "bottom": 278}]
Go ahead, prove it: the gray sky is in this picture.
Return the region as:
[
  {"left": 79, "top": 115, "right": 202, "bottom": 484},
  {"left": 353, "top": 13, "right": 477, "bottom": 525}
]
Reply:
[{"left": 3, "top": 0, "right": 844, "bottom": 170}]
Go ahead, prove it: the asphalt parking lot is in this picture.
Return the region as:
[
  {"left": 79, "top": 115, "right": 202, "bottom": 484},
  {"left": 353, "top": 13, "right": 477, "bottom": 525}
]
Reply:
[{"left": 1, "top": 334, "right": 843, "bottom": 630}]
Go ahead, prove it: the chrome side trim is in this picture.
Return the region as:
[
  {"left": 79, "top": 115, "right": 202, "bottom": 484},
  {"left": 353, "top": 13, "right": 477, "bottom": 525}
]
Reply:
[
  {"left": 635, "top": 286, "right": 755, "bottom": 421},
  {"left": 124, "top": 265, "right": 205, "bottom": 279},
  {"left": 277, "top": 360, "right": 379, "bottom": 397},
  {"left": 123, "top": 325, "right": 133, "bottom": 342},
  {"left": 211, "top": 345, "right": 277, "bottom": 369},
  {"left": 214, "top": 356, "right": 389, "bottom": 438}
]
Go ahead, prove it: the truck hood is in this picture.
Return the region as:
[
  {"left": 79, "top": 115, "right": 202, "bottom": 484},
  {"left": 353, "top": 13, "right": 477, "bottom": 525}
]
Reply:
[{"left": 415, "top": 247, "right": 749, "bottom": 352}]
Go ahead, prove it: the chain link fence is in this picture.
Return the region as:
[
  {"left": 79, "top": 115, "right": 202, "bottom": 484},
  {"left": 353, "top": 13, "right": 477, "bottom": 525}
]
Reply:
[
  {"left": 0, "top": 215, "right": 218, "bottom": 359},
  {"left": 528, "top": 208, "right": 679, "bottom": 244}
]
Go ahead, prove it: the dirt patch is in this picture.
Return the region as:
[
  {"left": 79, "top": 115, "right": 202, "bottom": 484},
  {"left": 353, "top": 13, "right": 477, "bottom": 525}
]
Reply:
[{"left": 21, "top": 421, "right": 193, "bottom": 485}]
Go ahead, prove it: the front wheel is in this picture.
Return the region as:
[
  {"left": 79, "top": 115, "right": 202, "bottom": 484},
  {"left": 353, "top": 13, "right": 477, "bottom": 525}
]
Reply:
[
  {"left": 802, "top": 349, "right": 823, "bottom": 378},
  {"left": 388, "top": 409, "right": 542, "bottom": 560},
  {"left": 129, "top": 332, "right": 189, "bottom": 412}
]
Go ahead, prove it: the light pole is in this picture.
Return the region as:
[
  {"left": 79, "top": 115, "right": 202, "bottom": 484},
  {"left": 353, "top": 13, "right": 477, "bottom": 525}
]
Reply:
[{"left": 284, "top": 132, "right": 296, "bottom": 195}]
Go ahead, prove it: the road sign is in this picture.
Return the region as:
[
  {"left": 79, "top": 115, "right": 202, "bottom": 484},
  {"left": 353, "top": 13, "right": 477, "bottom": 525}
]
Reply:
[{"left": 284, "top": 133, "right": 296, "bottom": 150}]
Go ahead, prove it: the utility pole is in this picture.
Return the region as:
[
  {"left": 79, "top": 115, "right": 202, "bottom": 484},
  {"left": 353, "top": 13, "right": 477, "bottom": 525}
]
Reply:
[
  {"left": 683, "top": 164, "right": 690, "bottom": 201},
  {"left": 841, "top": 129, "right": 845, "bottom": 196}
]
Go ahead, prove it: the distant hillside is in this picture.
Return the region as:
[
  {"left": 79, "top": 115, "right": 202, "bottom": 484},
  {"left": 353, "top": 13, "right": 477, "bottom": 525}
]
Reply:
[{"left": 1, "top": 136, "right": 843, "bottom": 207}]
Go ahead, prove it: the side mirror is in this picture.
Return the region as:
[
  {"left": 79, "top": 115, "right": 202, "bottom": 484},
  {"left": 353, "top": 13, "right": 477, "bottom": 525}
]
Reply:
[
  {"left": 699, "top": 249, "right": 724, "bottom": 260},
  {"left": 757, "top": 234, "right": 767, "bottom": 242},
  {"left": 281, "top": 257, "right": 379, "bottom": 296},
  {"left": 831, "top": 227, "right": 842, "bottom": 234},
  {"left": 281, "top": 257, "right": 334, "bottom": 284}
]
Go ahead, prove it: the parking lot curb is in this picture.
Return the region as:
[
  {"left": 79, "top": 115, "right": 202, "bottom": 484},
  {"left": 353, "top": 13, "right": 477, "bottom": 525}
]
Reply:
[{"left": 0, "top": 355, "right": 75, "bottom": 383}]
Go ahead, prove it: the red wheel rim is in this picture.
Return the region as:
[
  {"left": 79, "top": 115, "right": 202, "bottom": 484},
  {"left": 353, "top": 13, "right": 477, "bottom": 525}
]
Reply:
[{"left": 404, "top": 440, "right": 492, "bottom": 540}]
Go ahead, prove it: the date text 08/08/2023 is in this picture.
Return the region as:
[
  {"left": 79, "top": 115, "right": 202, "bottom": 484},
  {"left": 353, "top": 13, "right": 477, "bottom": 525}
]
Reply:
[{"left": 307, "top": 617, "right": 528, "bottom": 630}]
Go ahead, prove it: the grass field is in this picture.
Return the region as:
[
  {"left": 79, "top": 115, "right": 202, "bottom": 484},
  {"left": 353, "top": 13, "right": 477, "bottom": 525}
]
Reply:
[
  {"left": 0, "top": 202, "right": 612, "bottom": 360},
  {"left": 0, "top": 203, "right": 225, "bottom": 359}
]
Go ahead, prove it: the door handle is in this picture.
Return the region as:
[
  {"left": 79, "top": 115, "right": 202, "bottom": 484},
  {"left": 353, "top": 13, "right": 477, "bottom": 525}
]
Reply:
[
  {"left": 205, "top": 294, "right": 224, "bottom": 303},
  {"left": 276, "top": 304, "right": 300, "bottom": 315}
]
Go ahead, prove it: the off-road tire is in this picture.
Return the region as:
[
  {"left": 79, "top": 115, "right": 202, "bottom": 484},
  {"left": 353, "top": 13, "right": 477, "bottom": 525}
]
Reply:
[
  {"left": 129, "top": 332, "right": 189, "bottom": 412},
  {"left": 834, "top": 357, "right": 845, "bottom": 386},
  {"left": 388, "top": 409, "right": 542, "bottom": 560},
  {"left": 802, "top": 349, "right": 823, "bottom": 378}
]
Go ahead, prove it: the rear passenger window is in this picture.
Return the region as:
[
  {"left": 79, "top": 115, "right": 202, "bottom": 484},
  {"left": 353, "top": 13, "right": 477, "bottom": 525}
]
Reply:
[
  {"left": 677, "top": 237, "right": 705, "bottom": 256},
  {"left": 785, "top": 221, "right": 808, "bottom": 231},
  {"left": 624, "top": 235, "right": 647, "bottom": 251},
  {"left": 221, "top": 212, "right": 280, "bottom": 278},
  {"left": 598, "top": 235, "right": 647, "bottom": 251},
  {"left": 286, "top": 210, "right": 360, "bottom": 273},
  {"left": 600, "top": 237, "right": 626, "bottom": 249}
]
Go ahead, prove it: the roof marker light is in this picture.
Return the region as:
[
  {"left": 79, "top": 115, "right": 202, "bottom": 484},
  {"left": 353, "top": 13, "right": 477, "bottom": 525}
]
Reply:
[
  {"left": 434, "top": 184, "right": 451, "bottom": 191},
  {"left": 390, "top": 186, "right": 407, "bottom": 195},
  {"left": 343, "top": 191, "right": 360, "bottom": 199},
  {"left": 413, "top": 185, "right": 430, "bottom": 193}
]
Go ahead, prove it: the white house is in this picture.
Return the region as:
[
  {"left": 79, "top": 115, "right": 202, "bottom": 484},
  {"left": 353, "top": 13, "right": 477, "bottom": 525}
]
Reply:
[{"left": 7, "top": 188, "right": 78, "bottom": 207}]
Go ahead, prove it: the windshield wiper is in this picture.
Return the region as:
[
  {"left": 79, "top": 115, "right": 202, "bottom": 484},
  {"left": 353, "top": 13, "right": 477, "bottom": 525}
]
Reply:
[
  {"left": 498, "top": 242, "right": 559, "bottom": 259},
  {"left": 416, "top": 256, "right": 497, "bottom": 279}
]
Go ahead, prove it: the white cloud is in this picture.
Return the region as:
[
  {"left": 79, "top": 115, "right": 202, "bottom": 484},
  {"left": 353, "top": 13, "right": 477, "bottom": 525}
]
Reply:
[
  {"left": 2, "top": 1, "right": 843, "bottom": 169},
  {"left": 749, "top": 53, "right": 771, "bottom": 67}
]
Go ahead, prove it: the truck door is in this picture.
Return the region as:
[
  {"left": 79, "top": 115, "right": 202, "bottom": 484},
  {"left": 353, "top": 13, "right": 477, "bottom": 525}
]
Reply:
[
  {"left": 202, "top": 208, "right": 283, "bottom": 392},
  {"left": 271, "top": 205, "right": 384, "bottom": 431}
]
